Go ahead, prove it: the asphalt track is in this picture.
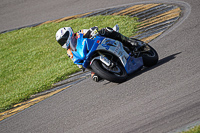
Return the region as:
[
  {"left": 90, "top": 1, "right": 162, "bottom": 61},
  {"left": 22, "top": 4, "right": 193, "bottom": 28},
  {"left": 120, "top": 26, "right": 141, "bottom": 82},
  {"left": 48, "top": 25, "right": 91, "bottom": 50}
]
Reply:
[{"left": 0, "top": 0, "right": 200, "bottom": 133}]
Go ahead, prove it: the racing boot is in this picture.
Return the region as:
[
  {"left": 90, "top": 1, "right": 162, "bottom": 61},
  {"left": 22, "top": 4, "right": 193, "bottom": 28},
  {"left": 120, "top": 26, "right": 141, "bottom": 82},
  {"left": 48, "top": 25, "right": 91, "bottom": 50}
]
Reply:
[
  {"left": 116, "top": 34, "right": 146, "bottom": 52},
  {"left": 129, "top": 38, "right": 147, "bottom": 51},
  {"left": 115, "top": 33, "right": 138, "bottom": 53}
]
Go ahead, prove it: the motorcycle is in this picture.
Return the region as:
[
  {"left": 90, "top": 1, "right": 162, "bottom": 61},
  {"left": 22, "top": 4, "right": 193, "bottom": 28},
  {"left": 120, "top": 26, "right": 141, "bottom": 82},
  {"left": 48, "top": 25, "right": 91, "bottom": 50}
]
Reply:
[{"left": 70, "top": 26, "right": 158, "bottom": 83}]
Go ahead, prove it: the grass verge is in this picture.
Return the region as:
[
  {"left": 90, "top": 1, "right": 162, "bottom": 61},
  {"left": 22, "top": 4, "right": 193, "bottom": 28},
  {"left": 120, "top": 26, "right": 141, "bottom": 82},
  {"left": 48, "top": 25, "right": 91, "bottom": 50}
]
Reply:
[
  {"left": 180, "top": 125, "right": 200, "bottom": 133},
  {"left": 0, "top": 15, "right": 140, "bottom": 112}
]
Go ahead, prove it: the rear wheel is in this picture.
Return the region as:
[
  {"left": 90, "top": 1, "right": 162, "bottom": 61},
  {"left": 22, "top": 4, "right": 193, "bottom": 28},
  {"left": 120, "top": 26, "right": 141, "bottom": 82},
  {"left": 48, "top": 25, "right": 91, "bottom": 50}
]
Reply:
[
  {"left": 90, "top": 53, "right": 127, "bottom": 83},
  {"left": 141, "top": 44, "right": 158, "bottom": 67}
]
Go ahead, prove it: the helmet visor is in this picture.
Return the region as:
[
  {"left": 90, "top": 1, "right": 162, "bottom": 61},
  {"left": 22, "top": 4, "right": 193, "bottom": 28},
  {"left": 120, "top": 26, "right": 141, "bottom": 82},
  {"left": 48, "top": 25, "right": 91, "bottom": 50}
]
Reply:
[{"left": 58, "top": 31, "right": 69, "bottom": 46}]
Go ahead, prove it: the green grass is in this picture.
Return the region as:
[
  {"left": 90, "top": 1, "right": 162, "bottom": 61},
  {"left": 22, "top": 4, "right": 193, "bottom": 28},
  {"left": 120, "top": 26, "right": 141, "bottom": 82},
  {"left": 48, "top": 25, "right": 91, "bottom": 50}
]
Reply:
[
  {"left": 0, "top": 15, "right": 140, "bottom": 112},
  {"left": 181, "top": 125, "right": 200, "bottom": 133}
]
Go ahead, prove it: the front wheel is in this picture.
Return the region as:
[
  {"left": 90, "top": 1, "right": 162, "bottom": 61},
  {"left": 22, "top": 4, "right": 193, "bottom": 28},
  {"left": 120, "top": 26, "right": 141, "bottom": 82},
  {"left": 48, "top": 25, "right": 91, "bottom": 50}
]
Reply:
[
  {"left": 141, "top": 44, "right": 159, "bottom": 67},
  {"left": 90, "top": 58, "right": 128, "bottom": 83}
]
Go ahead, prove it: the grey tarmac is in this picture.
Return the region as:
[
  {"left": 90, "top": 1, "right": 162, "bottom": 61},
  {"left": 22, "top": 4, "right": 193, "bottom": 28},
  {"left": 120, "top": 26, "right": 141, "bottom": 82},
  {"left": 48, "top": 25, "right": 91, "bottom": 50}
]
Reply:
[{"left": 0, "top": 0, "right": 200, "bottom": 133}]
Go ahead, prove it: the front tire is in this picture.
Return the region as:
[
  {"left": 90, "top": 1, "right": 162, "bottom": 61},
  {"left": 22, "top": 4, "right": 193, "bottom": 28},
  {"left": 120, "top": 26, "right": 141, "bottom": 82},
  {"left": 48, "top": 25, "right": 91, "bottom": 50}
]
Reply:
[{"left": 90, "top": 59, "right": 127, "bottom": 83}]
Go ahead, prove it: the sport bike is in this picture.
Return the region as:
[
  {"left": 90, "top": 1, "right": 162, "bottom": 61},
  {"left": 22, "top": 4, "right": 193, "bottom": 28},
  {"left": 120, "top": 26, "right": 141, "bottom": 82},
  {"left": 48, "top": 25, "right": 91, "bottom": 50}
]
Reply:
[{"left": 70, "top": 27, "right": 158, "bottom": 83}]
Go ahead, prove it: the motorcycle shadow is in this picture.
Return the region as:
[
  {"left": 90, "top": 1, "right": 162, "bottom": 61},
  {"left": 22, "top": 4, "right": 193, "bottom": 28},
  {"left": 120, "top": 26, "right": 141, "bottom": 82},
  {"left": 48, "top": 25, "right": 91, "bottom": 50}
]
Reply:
[{"left": 126, "top": 52, "right": 182, "bottom": 82}]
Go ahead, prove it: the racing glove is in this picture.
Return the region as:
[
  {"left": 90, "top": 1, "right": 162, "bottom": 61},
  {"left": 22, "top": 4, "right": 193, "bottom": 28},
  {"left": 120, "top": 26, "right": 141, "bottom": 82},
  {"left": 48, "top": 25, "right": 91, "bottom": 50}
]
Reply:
[{"left": 90, "top": 26, "right": 98, "bottom": 38}]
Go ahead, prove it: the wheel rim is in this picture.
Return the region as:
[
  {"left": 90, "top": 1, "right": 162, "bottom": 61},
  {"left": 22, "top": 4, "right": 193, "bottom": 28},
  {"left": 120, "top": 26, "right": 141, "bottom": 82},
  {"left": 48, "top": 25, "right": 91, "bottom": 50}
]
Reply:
[{"left": 101, "top": 63, "right": 122, "bottom": 76}]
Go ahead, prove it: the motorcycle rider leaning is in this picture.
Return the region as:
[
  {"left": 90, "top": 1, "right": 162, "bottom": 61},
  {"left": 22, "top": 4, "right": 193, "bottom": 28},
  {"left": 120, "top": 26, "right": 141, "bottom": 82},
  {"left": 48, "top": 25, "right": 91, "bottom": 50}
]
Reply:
[{"left": 56, "top": 25, "right": 141, "bottom": 82}]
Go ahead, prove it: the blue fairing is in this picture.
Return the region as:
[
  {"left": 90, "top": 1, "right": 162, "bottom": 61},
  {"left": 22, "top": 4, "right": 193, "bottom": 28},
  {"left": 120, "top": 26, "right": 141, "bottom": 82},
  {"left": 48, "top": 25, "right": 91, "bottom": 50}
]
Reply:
[
  {"left": 125, "top": 56, "right": 143, "bottom": 74},
  {"left": 71, "top": 33, "right": 143, "bottom": 74},
  {"left": 71, "top": 34, "right": 104, "bottom": 67},
  {"left": 82, "top": 36, "right": 105, "bottom": 68}
]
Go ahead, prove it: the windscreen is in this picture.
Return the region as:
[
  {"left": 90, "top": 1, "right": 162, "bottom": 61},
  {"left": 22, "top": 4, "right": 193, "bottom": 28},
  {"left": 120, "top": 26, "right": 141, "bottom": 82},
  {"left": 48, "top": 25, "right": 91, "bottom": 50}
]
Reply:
[{"left": 69, "top": 35, "right": 77, "bottom": 51}]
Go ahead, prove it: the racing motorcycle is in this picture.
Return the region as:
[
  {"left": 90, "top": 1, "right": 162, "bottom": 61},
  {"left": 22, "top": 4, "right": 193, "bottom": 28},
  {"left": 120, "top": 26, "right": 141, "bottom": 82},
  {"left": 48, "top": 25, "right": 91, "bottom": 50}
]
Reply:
[{"left": 70, "top": 26, "right": 158, "bottom": 83}]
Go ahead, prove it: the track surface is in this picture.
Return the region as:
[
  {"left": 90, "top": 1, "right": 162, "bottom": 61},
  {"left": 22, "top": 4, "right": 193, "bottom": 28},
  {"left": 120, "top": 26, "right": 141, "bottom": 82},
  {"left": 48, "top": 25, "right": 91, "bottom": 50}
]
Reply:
[{"left": 0, "top": 0, "right": 200, "bottom": 133}]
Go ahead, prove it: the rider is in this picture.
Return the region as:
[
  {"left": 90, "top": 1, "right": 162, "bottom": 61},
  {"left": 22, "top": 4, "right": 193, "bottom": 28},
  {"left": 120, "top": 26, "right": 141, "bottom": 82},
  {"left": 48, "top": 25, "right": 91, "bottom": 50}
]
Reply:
[{"left": 55, "top": 25, "right": 140, "bottom": 82}]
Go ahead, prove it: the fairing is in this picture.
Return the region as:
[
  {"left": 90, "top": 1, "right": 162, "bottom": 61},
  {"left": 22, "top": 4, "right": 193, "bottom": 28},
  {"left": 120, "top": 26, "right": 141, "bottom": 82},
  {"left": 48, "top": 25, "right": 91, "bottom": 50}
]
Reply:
[{"left": 71, "top": 33, "right": 143, "bottom": 74}]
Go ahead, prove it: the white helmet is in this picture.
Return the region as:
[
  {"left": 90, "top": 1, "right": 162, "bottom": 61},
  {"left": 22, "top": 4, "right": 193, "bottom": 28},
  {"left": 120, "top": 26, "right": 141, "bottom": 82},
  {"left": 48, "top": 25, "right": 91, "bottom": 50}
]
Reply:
[{"left": 56, "top": 27, "right": 74, "bottom": 49}]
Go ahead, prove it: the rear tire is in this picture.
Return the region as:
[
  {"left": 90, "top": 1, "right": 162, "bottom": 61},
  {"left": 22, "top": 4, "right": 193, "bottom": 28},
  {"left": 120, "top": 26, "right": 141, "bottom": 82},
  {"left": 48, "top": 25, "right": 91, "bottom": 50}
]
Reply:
[{"left": 141, "top": 45, "right": 158, "bottom": 67}]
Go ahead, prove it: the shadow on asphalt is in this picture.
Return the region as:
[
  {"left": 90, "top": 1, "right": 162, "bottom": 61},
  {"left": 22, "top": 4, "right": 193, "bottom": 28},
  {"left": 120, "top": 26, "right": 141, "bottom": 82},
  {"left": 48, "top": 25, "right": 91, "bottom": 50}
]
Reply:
[{"left": 126, "top": 52, "right": 182, "bottom": 81}]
